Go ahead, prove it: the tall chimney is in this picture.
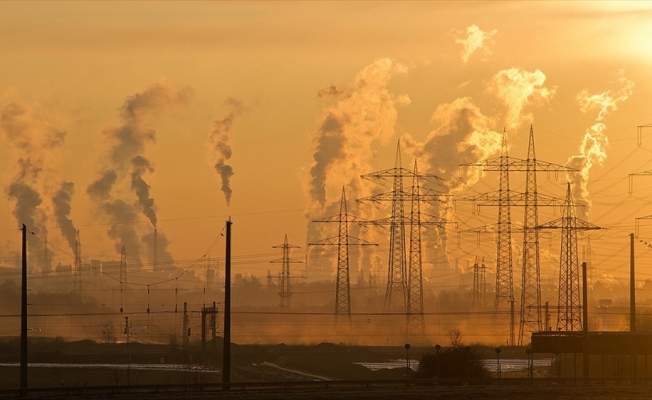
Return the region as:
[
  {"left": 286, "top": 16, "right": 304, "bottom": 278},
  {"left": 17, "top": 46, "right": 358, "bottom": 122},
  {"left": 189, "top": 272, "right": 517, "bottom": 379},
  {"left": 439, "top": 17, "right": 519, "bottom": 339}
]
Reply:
[{"left": 153, "top": 228, "right": 158, "bottom": 273}]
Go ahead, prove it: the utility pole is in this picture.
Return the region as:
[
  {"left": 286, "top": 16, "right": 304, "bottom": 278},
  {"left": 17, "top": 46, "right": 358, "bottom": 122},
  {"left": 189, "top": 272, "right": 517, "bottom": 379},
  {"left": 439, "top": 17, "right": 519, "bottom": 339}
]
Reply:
[
  {"left": 120, "top": 246, "right": 127, "bottom": 314},
  {"left": 310, "top": 187, "right": 377, "bottom": 326},
  {"left": 582, "top": 261, "right": 589, "bottom": 379},
  {"left": 630, "top": 232, "right": 636, "bottom": 332},
  {"left": 630, "top": 232, "right": 637, "bottom": 378},
  {"left": 223, "top": 219, "right": 232, "bottom": 387},
  {"left": 182, "top": 302, "right": 189, "bottom": 345},
  {"left": 124, "top": 316, "right": 131, "bottom": 386},
  {"left": 20, "top": 224, "right": 27, "bottom": 394}
]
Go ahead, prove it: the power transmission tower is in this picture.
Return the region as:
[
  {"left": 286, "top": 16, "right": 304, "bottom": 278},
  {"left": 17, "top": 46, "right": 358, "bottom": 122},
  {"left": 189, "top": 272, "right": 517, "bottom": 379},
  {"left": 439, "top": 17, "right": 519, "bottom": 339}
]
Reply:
[
  {"left": 359, "top": 158, "right": 450, "bottom": 335},
  {"left": 359, "top": 143, "right": 446, "bottom": 318},
  {"left": 74, "top": 230, "right": 82, "bottom": 294},
  {"left": 458, "top": 127, "right": 573, "bottom": 345},
  {"left": 120, "top": 246, "right": 127, "bottom": 314},
  {"left": 270, "top": 234, "right": 302, "bottom": 312},
  {"left": 310, "top": 187, "right": 377, "bottom": 326},
  {"left": 520, "top": 127, "right": 541, "bottom": 346},
  {"left": 537, "top": 182, "right": 602, "bottom": 331},
  {"left": 407, "top": 161, "right": 425, "bottom": 335},
  {"left": 472, "top": 257, "right": 487, "bottom": 309}
]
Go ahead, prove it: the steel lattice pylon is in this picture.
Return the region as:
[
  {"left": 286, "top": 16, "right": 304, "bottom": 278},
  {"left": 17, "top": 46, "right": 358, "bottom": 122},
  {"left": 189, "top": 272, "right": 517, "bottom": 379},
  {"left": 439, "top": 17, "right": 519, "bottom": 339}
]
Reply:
[
  {"left": 271, "top": 234, "right": 302, "bottom": 312},
  {"left": 472, "top": 257, "right": 487, "bottom": 309},
  {"left": 537, "top": 182, "right": 602, "bottom": 331},
  {"left": 311, "top": 187, "right": 377, "bottom": 325},
  {"left": 407, "top": 161, "right": 427, "bottom": 335},
  {"left": 519, "top": 127, "right": 542, "bottom": 345},
  {"left": 386, "top": 143, "right": 408, "bottom": 314},
  {"left": 359, "top": 142, "right": 447, "bottom": 318},
  {"left": 458, "top": 126, "right": 574, "bottom": 345},
  {"left": 495, "top": 131, "right": 515, "bottom": 344}
]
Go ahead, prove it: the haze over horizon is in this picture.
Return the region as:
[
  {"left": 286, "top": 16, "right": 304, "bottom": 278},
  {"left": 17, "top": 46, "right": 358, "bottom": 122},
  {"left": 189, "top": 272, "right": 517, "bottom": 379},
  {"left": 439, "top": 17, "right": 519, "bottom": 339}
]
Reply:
[{"left": 1, "top": 2, "right": 652, "bottom": 345}]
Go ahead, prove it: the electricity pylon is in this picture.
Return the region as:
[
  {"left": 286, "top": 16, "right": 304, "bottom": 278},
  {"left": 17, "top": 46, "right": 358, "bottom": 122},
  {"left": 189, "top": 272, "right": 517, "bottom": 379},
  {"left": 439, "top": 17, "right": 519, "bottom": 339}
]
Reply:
[
  {"left": 310, "top": 187, "right": 377, "bottom": 326},
  {"left": 537, "top": 182, "right": 602, "bottom": 331},
  {"left": 471, "top": 257, "right": 487, "bottom": 309},
  {"left": 270, "top": 234, "right": 302, "bottom": 312},
  {"left": 458, "top": 127, "right": 574, "bottom": 345},
  {"left": 359, "top": 142, "right": 446, "bottom": 318}
]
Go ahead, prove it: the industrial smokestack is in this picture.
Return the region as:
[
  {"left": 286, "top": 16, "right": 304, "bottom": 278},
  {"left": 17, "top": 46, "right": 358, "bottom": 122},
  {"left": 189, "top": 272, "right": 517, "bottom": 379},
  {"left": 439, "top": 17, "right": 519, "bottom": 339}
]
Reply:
[{"left": 153, "top": 227, "right": 158, "bottom": 272}]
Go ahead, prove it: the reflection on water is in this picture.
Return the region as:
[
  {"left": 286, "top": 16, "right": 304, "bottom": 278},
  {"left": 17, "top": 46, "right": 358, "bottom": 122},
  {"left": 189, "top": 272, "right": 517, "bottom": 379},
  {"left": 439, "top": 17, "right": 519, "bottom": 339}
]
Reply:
[
  {"left": 0, "top": 363, "right": 218, "bottom": 373},
  {"left": 356, "top": 358, "right": 552, "bottom": 373}
]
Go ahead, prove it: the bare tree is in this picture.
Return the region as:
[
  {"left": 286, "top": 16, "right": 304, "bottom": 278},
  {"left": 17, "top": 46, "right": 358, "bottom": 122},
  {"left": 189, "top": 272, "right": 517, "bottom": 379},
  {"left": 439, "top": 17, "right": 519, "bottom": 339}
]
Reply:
[
  {"left": 101, "top": 322, "right": 117, "bottom": 343},
  {"left": 448, "top": 326, "right": 464, "bottom": 347}
]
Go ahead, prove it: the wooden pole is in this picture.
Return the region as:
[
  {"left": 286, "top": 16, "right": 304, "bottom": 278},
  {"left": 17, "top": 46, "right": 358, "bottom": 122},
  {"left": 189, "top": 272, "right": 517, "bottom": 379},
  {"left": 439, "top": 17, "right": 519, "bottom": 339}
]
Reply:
[
  {"left": 222, "top": 220, "right": 232, "bottom": 387},
  {"left": 20, "top": 224, "right": 28, "bottom": 394}
]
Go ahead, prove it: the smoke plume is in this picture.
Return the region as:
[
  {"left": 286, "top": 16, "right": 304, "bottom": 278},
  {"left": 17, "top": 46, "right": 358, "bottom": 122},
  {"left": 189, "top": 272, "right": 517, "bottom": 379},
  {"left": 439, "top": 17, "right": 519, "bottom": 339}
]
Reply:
[
  {"left": 308, "top": 58, "right": 409, "bottom": 208},
  {"left": 566, "top": 75, "right": 634, "bottom": 211},
  {"left": 206, "top": 97, "right": 244, "bottom": 207},
  {"left": 0, "top": 101, "right": 66, "bottom": 265},
  {"left": 131, "top": 156, "right": 156, "bottom": 227},
  {"left": 486, "top": 68, "right": 555, "bottom": 130},
  {"left": 454, "top": 25, "right": 498, "bottom": 64},
  {"left": 52, "top": 181, "right": 77, "bottom": 252},
  {"left": 402, "top": 97, "right": 502, "bottom": 195},
  {"left": 87, "top": 81, "right": 190, "bottom": 262},
  {"left": 305, "top": 58, "right": 409, "bottom": 281}
]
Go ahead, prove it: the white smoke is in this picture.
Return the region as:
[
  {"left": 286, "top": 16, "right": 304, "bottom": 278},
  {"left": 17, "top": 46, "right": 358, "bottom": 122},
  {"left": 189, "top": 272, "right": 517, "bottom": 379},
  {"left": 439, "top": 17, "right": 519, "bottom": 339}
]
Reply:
[
  {"left": 486, "top": 68, "right": 556, "bottom": 130},
  {"left": 306, "top": 58, "right": 409, "bottom": 280},
  {"left": 566, "top": 75, "right": 634, "bottom": 211},
  {"left": 454, "top": 25, "right": 498, "bottom": 64}
]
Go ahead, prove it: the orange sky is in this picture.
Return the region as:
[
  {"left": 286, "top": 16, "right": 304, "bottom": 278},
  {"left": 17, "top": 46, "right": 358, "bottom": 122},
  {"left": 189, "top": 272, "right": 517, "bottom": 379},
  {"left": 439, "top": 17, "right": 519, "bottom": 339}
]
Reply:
[{"left": 1, "top": 1, "right": 652, "bottom": 293}]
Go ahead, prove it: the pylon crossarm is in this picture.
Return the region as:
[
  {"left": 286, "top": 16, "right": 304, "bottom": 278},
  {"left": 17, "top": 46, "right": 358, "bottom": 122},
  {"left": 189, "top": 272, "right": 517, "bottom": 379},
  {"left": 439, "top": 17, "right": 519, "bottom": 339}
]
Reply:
[
  {"left": 361, "top": 167, "right": 444, "bottom": 184},
  {"left": 356, "top": 190, "right": 411, "bottom": 204},
  {"left": 629, "top": 171, "right": 652, "bottom": 194},
  {"left": 270, "top": 258, "right": 303, "bottom": 264},
  {"left": 409, "top": 186, "right": 451, "bottom": 200},
  {"left": 635, "top": 214, "right": 652, "bottom": 237},
  {"left": 312, "top": 214, "right": 368, "bottom": 223},
  {"left": 308, "top": 236, "right": 377, "bottom": 246},
  {"left": 457, "top": 223, "right": 525, "bottom": 235},
  {"left": 535, "top": 218, "right": 603, "bottom": 230},
  {"left": 457, "top": 190, "right": 566, "bottom": 208},
  {"left": 461, "top": 157, "right": 577, "bottom": 173},
  {"left": 360, "top": 214, "right": 453, "bottom": 228},
  {"left": 272, "top": 244, "right": 301, "bottom": 249},
  {"left": 357, "top": 189, "right": 449, "bottom": 204}
]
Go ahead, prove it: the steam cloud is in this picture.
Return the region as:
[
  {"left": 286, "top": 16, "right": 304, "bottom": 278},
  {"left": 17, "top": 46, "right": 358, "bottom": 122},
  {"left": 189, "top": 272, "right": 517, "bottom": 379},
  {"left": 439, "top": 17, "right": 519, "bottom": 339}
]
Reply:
[
  {"left": 0, "top": 101, "right": 66, "bottom": 264},
  {"left": 402, "top": 97, "right": 502, "bottom": 195},
  {"left": 566, "top": 75, "right": 634, "bottom": 211},
  {"left": 52, "top": 181, "right": 78, "bottom": 252},
  {"left": 454, "top": 25, "right": 498, "bottom": 64},
  {"left": 308, "top": 58, "right": 409, "bottom": 208},
  {"left": 131, "top": 156, "right": 156, "bottom": 227},
  {"left": 87, "top": 81, "right": 190, "bottom": 263},
  {"left": 306, "top": 58, "right": 409, "bottom": 280},
  {"left": 486, "top": 68, "right": 556, "bottom": 129},
  {"left": 206, "top": 98, "right": 244, "bottom": 207}
]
